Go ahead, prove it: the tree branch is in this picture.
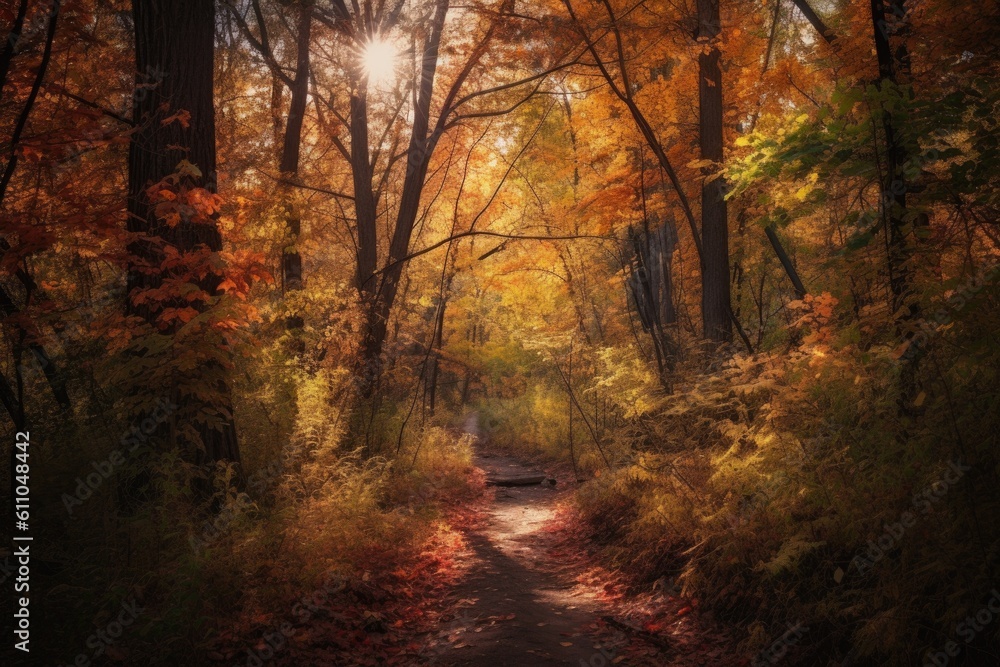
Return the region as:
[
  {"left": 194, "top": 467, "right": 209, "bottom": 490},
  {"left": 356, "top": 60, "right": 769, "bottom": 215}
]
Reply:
[
  {"left": 0, "top": 0, "right": 60, "bottom": 207},
  {"left": 369, "top": 230, "right": 615, "bottom": 284},
  {"left": 790, "top": 0, "right": 838, "bottom": 44},
  {"left": 222, "top": 0, "right": 295, "bottom": 87}
]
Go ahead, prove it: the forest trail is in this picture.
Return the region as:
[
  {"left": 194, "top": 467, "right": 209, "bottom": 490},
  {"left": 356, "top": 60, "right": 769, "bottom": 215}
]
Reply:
[
  {"left": 422, "top": 449, "right": 618, "bottom": 666},
  {"left": 416, "top": 414, "right": 736, "bottom": 666}
]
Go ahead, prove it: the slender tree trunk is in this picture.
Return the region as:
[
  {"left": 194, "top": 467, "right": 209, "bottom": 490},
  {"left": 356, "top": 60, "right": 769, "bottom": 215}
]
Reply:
[
  {"left": 0, "top": 286, "right": 71, "bottom": 409},
  {"left": 128, "top": 0, "right": 240, "bottom": 468},
  {"left": 568, "top": 341, "right": 579, "bottom": 481},
  {"left": 870, "top": 0, "right": 914, "bottom": 320},
  {"left": 355, "top": 0, "right": 449, "bottom": 395},
  {"left": 426, "top": 275, "right": 451, "bottom": 418},
  {"left": 270, "top": 72, "right": 284, "bottom": 152},
  {"left": 790, "top": 0, "right": 838, "bottom": 44},
  {"left": 0, "top": 0, "right": 30, "bottom": 94},
  {"left": 697, "top": 0, "right": 731, "bottom": 342},
  {"left": 351, "top": 86, "right": 382, "bottom": 390},
  {"left": 871, "top": 0, "right": 924, "bottom": 414},
  {"left": 279, "top": 3, "right": 311, "bottom": 329},
  {"left": 764, "top": 225, "right": 807, "bottom": 299},
  {"left": 0, "top": 371, "right": 23, "bottom": 430}
]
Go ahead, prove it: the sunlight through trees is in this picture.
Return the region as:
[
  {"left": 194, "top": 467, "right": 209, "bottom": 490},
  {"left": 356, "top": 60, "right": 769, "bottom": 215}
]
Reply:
[{"left": 1, "top": 0, "right": 998, "bottom": 664}]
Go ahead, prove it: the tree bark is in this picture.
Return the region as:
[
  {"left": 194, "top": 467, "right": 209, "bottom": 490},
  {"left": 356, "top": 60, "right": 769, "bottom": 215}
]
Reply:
[
  {"left": 0, "top": 370, "right": 23, "bottom": 430},
  {"left": 128, "top": 0, "right": 241, "bottom": 469},
  {"left": 0, "top": 286, "right": 71, "bottom": 409},
  {"left": 427, "top": 292, "right": 447, "bottom": 417},
  {"left": 790, "top": 0, "right": 838, "bottom": 44},
  {"left": 870, "top": 0, "right": 914, "bottom": 320},
  {"left": 355, "top": 0, "right": 449, "bottom": 395},
  {"left": 697, "top": 0, "right": 732, "bottom": 342},
  {"left": 278, "top": 2, "right": 311, "bottom": 328},
  {"left": 764, "top": 225, "right": 807, "bottom": 299},
  {"left": 0, "top": 0, "right": 30, "bottom": 94},
  {"left": 0, "top": 0, "right": 59, "bottom": 206}
]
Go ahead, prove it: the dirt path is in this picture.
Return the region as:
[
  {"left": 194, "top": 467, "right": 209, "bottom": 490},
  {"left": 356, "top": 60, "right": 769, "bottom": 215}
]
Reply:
[{"left": 422, "top": 452, "right": 633, "bottom": 666}]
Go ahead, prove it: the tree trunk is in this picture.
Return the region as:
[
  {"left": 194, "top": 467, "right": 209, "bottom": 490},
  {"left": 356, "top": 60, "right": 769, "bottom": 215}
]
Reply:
[
  {"left": 355, "top": 0, "right": 449, "bottom": 395},
  {"left": 697, "top": 0, "right": 731, "bottom": 343},
  {"left": 351, "top": 86, "right": 382, "bottom": 390},
  {"left": 764, "top": 225, "right": 807, "bottom": 299},
  {"left": 628, "top": 218, "right": 678, "bottom": 387},
  {"left": 279, "top": 3, "right": 311, "bottom": 329},
  {"left": 790, "top": 0, "right": 838, "bottom": 44},
  {"left": 0, "top": 371, "right": 23, "bottom": 430},
  {"left": 870, "top": 0, "right": 914, "bottom": 321},
  {"left": 0, "top": 285, "right": 71, "bottom": 409},
  {"left": 128, "top": 0, "right": 241, "bottom": 469},
  {"left": 0, "top": 0, "right": 30, "bottom": 94},
  {"left": 427, "top": 293, "right": 447, "bottom": 417}
]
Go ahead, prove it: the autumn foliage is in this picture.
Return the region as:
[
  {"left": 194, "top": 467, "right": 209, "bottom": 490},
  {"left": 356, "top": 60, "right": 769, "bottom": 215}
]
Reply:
[{"left": 1, "top": 0, "right": 999, "bottom": 665}]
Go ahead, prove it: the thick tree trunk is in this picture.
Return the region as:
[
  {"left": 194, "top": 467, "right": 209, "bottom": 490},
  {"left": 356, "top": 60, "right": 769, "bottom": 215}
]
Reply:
[
  {"left": 128, "top": 0, "right": 241, "bottom": 468},
  {"left": 697, "top": 0, "right": 731, "bottom": 342}
]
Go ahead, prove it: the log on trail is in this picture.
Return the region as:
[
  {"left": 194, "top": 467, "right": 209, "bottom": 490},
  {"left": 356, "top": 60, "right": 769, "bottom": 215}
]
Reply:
[{"left": 486, "top": 473, "right": 548, "bottom": 487}]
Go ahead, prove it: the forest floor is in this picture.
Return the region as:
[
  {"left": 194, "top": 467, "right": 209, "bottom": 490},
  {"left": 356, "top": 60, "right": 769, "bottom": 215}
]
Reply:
[
  {"left": 420, "top": 449, "right": 738, "bottom": 667},
  {"left": 421, "top": 451, "right": 614, "bottom": 666},
  {"left": 249, "top": 442, "right": 738, "bottom": 666}
]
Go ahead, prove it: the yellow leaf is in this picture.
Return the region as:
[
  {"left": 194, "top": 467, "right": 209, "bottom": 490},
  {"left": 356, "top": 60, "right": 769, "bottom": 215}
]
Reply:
[{"left": 176, "top": 159, "right": 202, "bottom": 179}]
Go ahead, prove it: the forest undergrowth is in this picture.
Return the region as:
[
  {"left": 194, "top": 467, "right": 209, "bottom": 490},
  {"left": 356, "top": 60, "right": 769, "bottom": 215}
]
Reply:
[{"left": 510, "top": 296, "right": 1000, "bottom": 666}]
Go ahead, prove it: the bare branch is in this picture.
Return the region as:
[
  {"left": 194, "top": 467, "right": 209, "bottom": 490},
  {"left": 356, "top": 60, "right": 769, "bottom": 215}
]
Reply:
[
  {"left": 222, "top": 0, "right": 295, "bottom": 87},
  {"left": 790, "top": 0, "right": 838, "bottom": 44},
  {"left": 369, "top": 230, "right": 615, "bottom": 283},
  {"left": 253, "top": 167, "right": 354, "bottom": 200}
]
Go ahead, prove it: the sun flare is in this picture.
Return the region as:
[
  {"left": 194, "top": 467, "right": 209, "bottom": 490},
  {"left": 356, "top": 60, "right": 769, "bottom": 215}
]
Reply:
[{"left": 360, "top": 38, "right": 399, "bottom": 87}]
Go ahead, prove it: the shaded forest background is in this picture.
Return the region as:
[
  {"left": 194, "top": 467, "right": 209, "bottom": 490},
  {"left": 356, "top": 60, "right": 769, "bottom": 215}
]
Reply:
[{"left": 1, "top": 0, "right": 999, "bottom": 664}]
